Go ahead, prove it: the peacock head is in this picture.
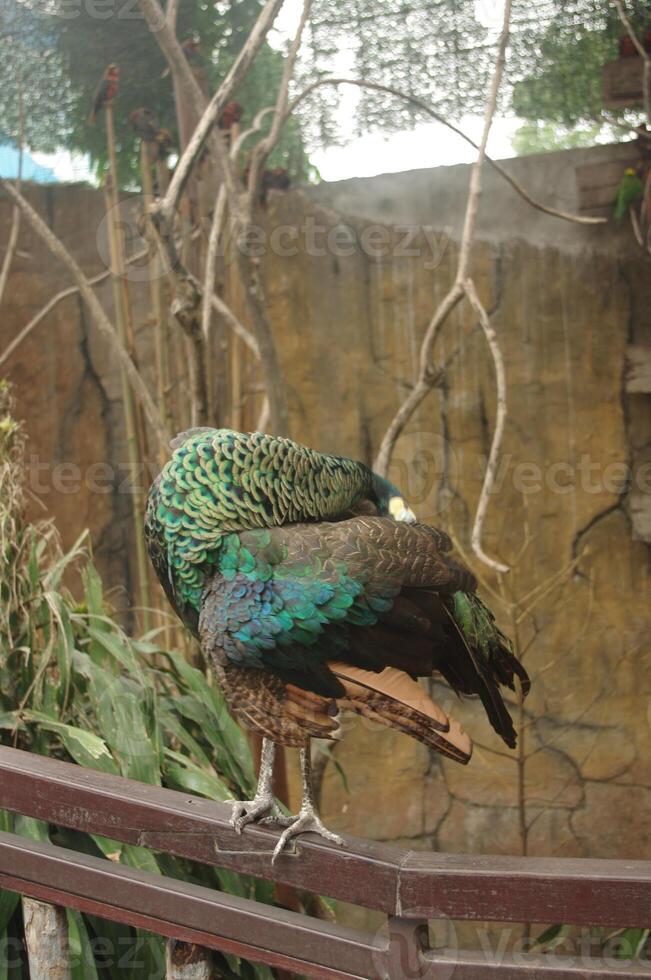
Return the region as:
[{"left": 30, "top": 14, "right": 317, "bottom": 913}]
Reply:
[{"left": 371, "top": 472, "right": 417, "bottom": 524}]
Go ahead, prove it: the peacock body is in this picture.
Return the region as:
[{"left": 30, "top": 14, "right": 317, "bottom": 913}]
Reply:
[{"left": 146, "top": 428, "right": 530, "bottom": 858}]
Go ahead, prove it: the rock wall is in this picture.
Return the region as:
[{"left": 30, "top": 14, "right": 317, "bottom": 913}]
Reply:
[{"left": 1, "top": 146, "right": 650, "bottom": 912}]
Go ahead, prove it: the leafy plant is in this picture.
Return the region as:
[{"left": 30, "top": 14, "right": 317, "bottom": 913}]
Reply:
[{"left": 0, "top": 382, "right": 275, "bottom": 978}]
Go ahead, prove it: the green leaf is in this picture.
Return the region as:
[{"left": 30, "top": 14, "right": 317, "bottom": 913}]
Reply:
[
  {"left": 120, "top": 844, "right": 161, "bottom": 876},
  {"left": 21, "top": 711, "right": 118, "bottom": 774},
  {"left": 158, "top": 702, "right": 212, "bottom": 768},
  {"left": 131, "top": 931, "right": 165, "bottom": 980},
  {"left": 163, "top": 651, "right": 254, "bottom": 792},
  {"left": 613, "top": 928, "right": 649, "bottom": 960},
  {"left": 14, "top": 814, "right": 49, "bottom": 842},
  {"left": 82, "top": 563, "right": 104, "bottom": 618},
  {"left": 43, "top": 592, "right": 74, "bottom": 710},
  {"left": 532, "top": 924, "right": 568, "bottom": 949},
  {"left": 67, "top": 910, "right": 100, "bottom": 980},
  {"left": 164, "top": 750, "right": 233, "bottom": 802},
  {"left": 0, "top": 814, "right": 18, "bottom": 933},
  {"left": 86, "top": 627, "right": 142, "bottom": 676}
]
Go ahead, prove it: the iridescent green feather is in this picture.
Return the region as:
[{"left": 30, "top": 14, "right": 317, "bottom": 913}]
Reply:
[{"left": 145, "top": 429, "right": 373, "bottom": 611}]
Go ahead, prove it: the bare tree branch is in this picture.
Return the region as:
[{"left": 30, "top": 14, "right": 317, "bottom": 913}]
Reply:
[
  {"left": 287, "top": 78, "right": 607, "bottom": 227},
  {"left": 375, "top": 0, "right": 513, "bottom": 576},
  {"left": 139, "top": 0, "right": 284, "bottom": 219},
  {"left": 0, "top": 179, "right": 170, "bottom": 449},
  {"left": 464, "top": 280, "right": 509, "bottom": 574},
  {"left": 246, "top": 0, "right": 313, "bottom": 207},
  {"left": 23, "top": 899, "right": 71, "bottom": 980},
  {"left": 0, "top": 246, "right": 157, "bottom": 369},
  {"left": 139, "top": 0, "right": 290, "bottom": 432},
  {"left": 201, "top": 186, "right": 227, "bottom": 342},
  {"left": 0, "top": 71, "right": 24, "bottom": 308},
  {"left": 613, "top": 0, "right": 651, "bottom": 124},
  {"left": 211, "top": 293, "right": 260, "bottom": 358}
]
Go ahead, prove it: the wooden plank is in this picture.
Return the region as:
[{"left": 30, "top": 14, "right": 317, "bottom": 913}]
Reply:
[
  {"left": 626, "top": 344, "right": 651, "bottom": 393},
  {"left": 2, "top": 831, "right": 647, "bottom": 980},
  {"left": 423, "top": 950, "right": 651, "bottom": 978},
  {"left": 399, "top": 850, "right": 651, "bottom": 928},
  {"left": 603, "top": 58, "right": 645, "bottom": 108},
  {"left": 0, "top": 747, "right": 650, "bottom": 927},
  {"left": 0, "top": 831, "right": 383, "bottom": 980},
  {"left": 0, "top": 746, "right": 400, "bottom": 913}
]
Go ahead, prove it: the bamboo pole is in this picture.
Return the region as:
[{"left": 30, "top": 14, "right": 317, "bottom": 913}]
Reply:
[
  {"left": 230, "top": 333, "right": 242, "bottom": 431},
  {"left": 23, "top": 899, "right": 71, "bottom": 980},
  {"left": 104, "top": 105, "right": 152, "bottom": 631},
  {"left": 165, "top": 940, "right": 212, "bottom": 979},
  {"left": 140, "top": 140, "right": 173, "bottom": 444}
]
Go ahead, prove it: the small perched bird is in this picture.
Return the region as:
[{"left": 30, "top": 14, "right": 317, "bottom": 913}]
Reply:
[
  {"left": 618, "top": 31, "right": 651, "bottom": 58},
  {"left": 88, "top": 64, "right": 119, "bottom": 124},
  {"left": 613, "top": 166, "right": 644, "bottom": 221},
  {"left": 129, "top": 107, "right": 160, "bottom": 143},
  {"left": 161, "top": 36, "right": 203, "bottom": 78},
  {"left": 619, "top": 34, "right": 637, "bottom": 58},
  {"left": 146, "top": 430, "right": 530, "bottom": 862},
  {"left": 242, "top": 165, "right": 291, "bottom": 206},
  {"left": 218, "top": 101, "right": 244, "bottom": 131}
]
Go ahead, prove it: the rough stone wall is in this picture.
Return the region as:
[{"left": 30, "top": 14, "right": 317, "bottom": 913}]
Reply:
[
  {"left": 256, "top": 184, "right": 651, "bottom": 875},
  {"left": 1, "top": 147, "right": 649, "bottom": 905}
]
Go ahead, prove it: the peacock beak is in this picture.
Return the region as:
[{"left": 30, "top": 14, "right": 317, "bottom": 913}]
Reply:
[{"left": 388, "top": 496, "right": 417, "bottom": 524}]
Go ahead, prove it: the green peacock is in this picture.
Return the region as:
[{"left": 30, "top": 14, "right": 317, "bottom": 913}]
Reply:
[{"left": 145, "top": 428, "right": 530, "bottom": 861}]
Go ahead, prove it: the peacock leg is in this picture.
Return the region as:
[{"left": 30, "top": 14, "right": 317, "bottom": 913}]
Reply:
[
  {"left": 230, "top": 737, "right": 285, "bottom": 833},
  {"left": 270, "top": 741, "right": 344, "bottom": 864}
]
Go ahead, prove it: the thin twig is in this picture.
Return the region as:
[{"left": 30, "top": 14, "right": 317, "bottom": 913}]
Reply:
[
  {"left": 246, "top": 0, "right": 313, "bottom": 207},
  {"left": 201, "top": 186, "right": 227, "bottom": 341},
  {"left": 140, "top": 0, "right": 284, "bottom": 219},
  {"left": 211, "top": 293, "right": 260, "bottom": 358},
  {"left": 140, "top": 0, "right": 289, "bottom": 431},
  {"left": 374, "top": 0, "right": 513, "bottom": 488},
  {"left": 0, "top": 70, "right": 24, "bottom": 308},
  {"left": 286, "top": 78, "right": 607, "bottom": 226},
  {"left": 0, "top": 253, "right": 148, "bottom": 369},
  {"left": 464, "top": 280, "right": 509, "bottom": 574},
  {"left": 0, "top": 178, "right": 170, "bottom": 449},
  {"left": 613, "top": 0, "right": 651, "bottom": 124}
]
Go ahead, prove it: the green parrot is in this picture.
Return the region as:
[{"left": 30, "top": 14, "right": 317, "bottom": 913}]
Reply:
[{"left": 613, "top": 167, "right": 644, "bottom": 222}]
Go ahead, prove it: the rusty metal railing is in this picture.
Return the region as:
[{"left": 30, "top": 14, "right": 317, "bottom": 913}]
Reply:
[{"left": 0, "top": 746, "right": 649, "bottom": 978}]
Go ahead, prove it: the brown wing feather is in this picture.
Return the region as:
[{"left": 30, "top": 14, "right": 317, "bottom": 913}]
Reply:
[{"left": 330, "top": 662, "right": 472, "bottom": 763}]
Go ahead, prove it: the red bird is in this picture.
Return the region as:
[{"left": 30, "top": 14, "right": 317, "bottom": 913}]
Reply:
[
  {"left": 242, "top": 163, "right": 291, "bottom": 206},
  {"left": 161, "top": 36, "right": 202, "bottom": 78},
  {"left": 619, "top": 34, "right": 637, "bottom": 58},
  {"left": 218, "top": 101, "right": 244, "bottom": 131},
  {"left": 129, "top": 107, "right": 160, "bottom": 142},
  {"left": 88, "top": 64, "right": 119, "bottom": 124},
  {"left": 260, "top": 167, "right": 290, "bottom": 206}
]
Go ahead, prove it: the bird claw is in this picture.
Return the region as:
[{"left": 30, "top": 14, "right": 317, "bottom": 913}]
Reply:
[
  {"left": 271, "top": 806, "right": 344, "bottom": 864},
  {"left": 229, "top": 794, "right": 285, "bottom": 834}
]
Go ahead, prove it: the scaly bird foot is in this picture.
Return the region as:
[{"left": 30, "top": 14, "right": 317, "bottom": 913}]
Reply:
[
  {"left": 230, "top": 794, "right": 285, "bottom": 834},
  {"left": 271, "top": 806, "right": 344, "bottom": 864}
]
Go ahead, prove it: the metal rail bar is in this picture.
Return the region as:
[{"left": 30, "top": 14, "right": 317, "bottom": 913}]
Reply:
[{"left": 0, "top": 746, "right": 649, "bottom": 928}]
